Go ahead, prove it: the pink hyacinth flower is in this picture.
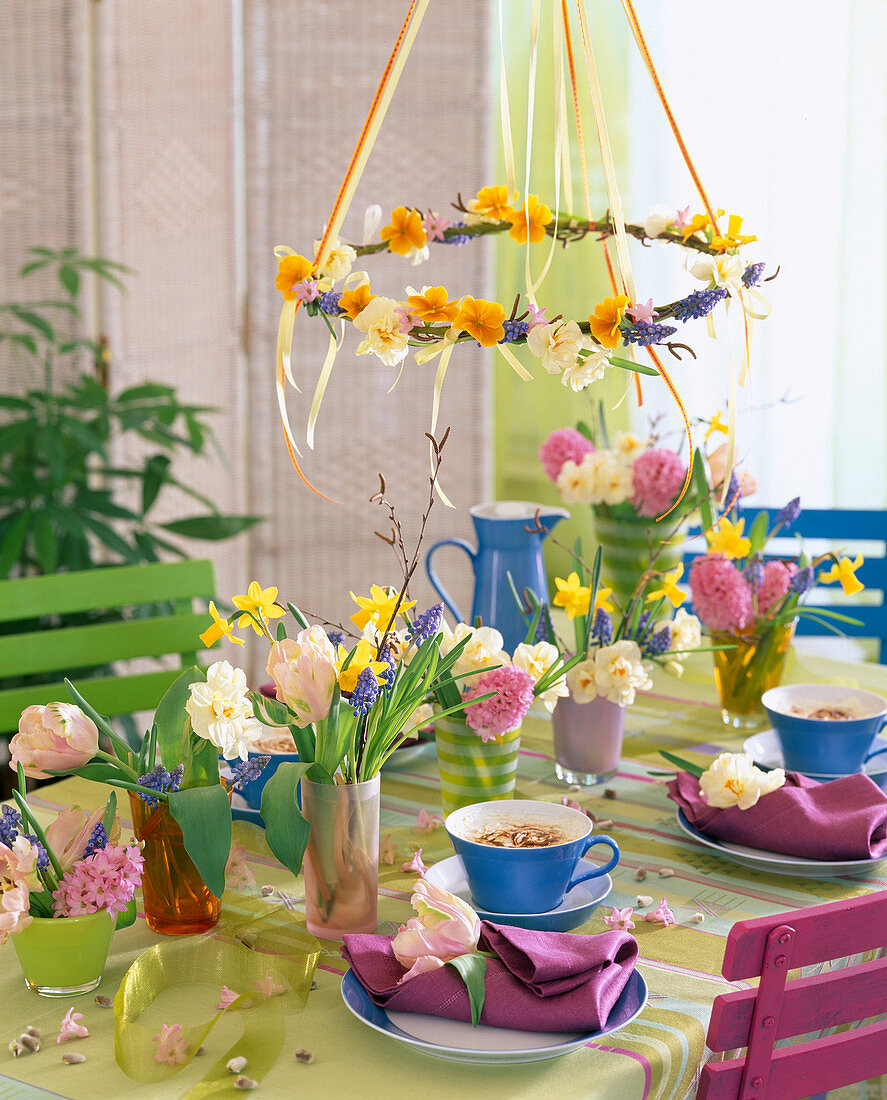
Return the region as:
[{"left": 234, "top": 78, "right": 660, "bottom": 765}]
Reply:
[
  {"left": 152, "top": 1023, "right": 189, "bottom": 1066},
  {"left": 216, "top": 986, "right": 240, "bottom": 1010},
  {"left": 463, "top": 665, "right": 535, "bottom": 742},
  {"left": 57, "top": 1008, "right": 89, "bottom": 1044},
  {"left": 757, "top": 560, "right": 798, "bottom": 617},
  {"left": 688, "top": 554, "right": 754, "bottom": 634},
  {"left": 630, "top": 447, "right": 687, "bottom": 518},
  {"left": 400, "top": 849, "right": 428, "bottom": 876},
  {"left": 539, "top": 427, "right": 595, "bottom": 482},
  {"left": 415, "top": 808, "right": 442, "bottom": 833},
  {"left": 603, "top": 906, "right": 636, "bottom": 931},
  {"left": 644, "top": 898, "right": 676, "bottom": 926}
]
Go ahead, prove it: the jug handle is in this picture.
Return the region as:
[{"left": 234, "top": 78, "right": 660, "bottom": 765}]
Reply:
[{"left": 425, "top": 539, "right": 476, "bottom": 624}]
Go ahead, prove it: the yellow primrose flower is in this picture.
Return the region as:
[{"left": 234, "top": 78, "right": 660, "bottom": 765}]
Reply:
[
  {"left": 274, "top": 254, "right": 314, "bottom": 300},
  {"left": 339, "top": 281, "right": 375, "bottom": 320},
  {"left": 507, "top": 194, "right": 553, "bottom": 244},
  {"left": 819, "top": 554, "right": 865, "bottom": 596},
  {"left": 199, "top": 602, "right": 245, "bottom": 648},
  {"left": 232, "top": 581, "right": 286, "bottom": 635},
  {"left": 336, "top": 639, "right": 389, "bottom": 693},
  {"left": 704, "top": 409, "right": 729, "bottom": 443},
  {"left": 380, "top": 206, "right": 427, "bottom": 257},
  {"left": 705, "top": 516, "right": 752, "bottom": 560},
  {"left": 595, "top": 584, "right": 615, "bottom": 614},
  {"left": 588, "top": 295, "right": 631, "bottom": 350},
  {"left": 553, "top": 573, "right": 591, "bottom": 619},
  {"left": 472, "top": 185, "right": 514, "bottom": 221},
  {"left": 451, "top": 297, "right": 506, "bottom": 348},
  {"left": 646, "top": 564, "right": 687, "bottom": 609},
  {"left": 406, "top": 286, "right": 459, "bottom": 323},
  {"left": 710, "top": 214, "right": 758, "bottom": 253},
  {"left": 350, "top": 584, "right": 416, "bottom": 633}
]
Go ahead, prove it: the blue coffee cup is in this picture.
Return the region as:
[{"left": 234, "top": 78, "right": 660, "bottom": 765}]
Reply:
[
  {"left": 762, "top": 684, "right": 887, "bottom": 775},
  {"left": 445, "top": 799, "right": 620, "bottom": 914}
]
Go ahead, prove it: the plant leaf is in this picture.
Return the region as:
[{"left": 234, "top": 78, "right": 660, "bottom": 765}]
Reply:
[
  {"left": 260, "top": 761, "right": 317, "bottom": 877},
  {"left": 159, "top": 514, "right": 263, "bottom": 540},
  {"left": 658, "top": 749, "right": 705, "bottom": 778},
  {"left": 168, "top": 784, "right": 231, "bottom": 898},
  {"left": 447, "top": 953, "right": 487, "bottom": 1026}
]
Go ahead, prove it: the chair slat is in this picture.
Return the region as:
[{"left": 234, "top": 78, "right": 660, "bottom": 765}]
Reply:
[
  {"left": 721, "top": 894, "right": 887, "bottom": 979},
  {"left": 0, "top": 614, "right": 210, "bottom": 680},
  {"left": 0, "top": 560, "right": 214, "bottom": 623},
  {"left": 698, "top": 1019, "right": 887, "bottom": 1100},
  {"left": 707, "top": 957, "right": 887, "bottom": 1051}
]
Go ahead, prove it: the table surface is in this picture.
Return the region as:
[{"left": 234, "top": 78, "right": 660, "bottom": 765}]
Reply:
[{"left": 2, "top": 648, "right": 886, "bottom": 1100}]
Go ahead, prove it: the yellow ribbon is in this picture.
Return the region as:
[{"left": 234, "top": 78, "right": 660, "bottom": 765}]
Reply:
[
  {"left": 522, "top": 0, "right": 542, "bottom": 306},
  {"left": 497, "top": 0, "right": 518, "bottom": 203},
  {"left": 307, "top": 326, "right": 343, "bottom": 450},
  {"left": 497, "top": 342, "right": 534, "bottom": 381}
]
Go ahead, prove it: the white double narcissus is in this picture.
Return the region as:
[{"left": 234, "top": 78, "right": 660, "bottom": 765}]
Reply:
[
  {"left": 568, "top": 640, "right": 652, "bottom": 708},
  {"left": 392, "top": 880, "right": 481, "bottom": 984},
  {"left": 699, "top": 752, "right": 785, "bottom": 810},
  {"left": 512, "top": 641, "right": 568, "bottom": 713},
  {"left": 438, "top": 623, "right": 509, "bottom": 687},
  {"left": 526, "top": 320, "right": 590, "bottom": 377},
  {"left": 185, "top": 660, "right": 262, "bottom": 761},
  {"left": 352, "top": 296, "right": 411, "bottom": 366}
]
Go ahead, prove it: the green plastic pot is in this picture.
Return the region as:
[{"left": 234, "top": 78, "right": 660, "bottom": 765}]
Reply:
[{"left": 12, "top": 911, "right": 114, "bottom": 996}]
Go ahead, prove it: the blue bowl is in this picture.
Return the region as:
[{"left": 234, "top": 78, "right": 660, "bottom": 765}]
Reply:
[{"left": 224, "top": 748, "right": 300, "bottom": 810}]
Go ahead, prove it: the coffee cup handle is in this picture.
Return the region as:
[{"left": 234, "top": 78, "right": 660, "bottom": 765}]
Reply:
[
  {"left": 568, "top": 835, "right": 620, "bottom": 889},
  {"left": 864, "top": 742, "right": 887, "bottom": 764}
]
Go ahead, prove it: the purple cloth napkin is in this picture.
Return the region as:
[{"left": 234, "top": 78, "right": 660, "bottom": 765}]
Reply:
[
  {"left": 341, "top": 922, "right": 638, "bottom": 1033},
  {"left": 668, "top": 771, "right": 887, "bottom": 860}
]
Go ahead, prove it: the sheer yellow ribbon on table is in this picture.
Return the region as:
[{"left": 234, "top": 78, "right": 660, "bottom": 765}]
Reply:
[{"left": 114, "top": 898, "right": 320, "bottom": 1095}]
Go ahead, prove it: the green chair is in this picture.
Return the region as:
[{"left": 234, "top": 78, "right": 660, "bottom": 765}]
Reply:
[{"left": 0, "top": 559, "right": 217, "bottom": 754}]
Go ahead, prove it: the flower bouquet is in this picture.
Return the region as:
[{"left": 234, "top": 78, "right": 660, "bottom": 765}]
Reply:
[
  {"left": 688, "top": 499, "right": 864, "bottom": 728},
  {"left": 1, "top": 776, "right": 142, "bottom": 995}
]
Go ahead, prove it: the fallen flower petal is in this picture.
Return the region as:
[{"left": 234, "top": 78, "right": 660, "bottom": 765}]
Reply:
[
  {"left": 400, "top": 849, "right": 428, "bottom": 876},
  {"left": 380, "top": 834, "right": 398, "bottom": 865},
  {"left": 602, "top": 906, "right": 635, "bottom": 931},
  {"left": 217, "top": 986, "right": 240, "bottom": 1010},
  {"left": 643, "top": 899, "right": 676, "bottom": 926},
  {"left": 152, "top": 1023, "right": 189, "bottom": 1066},
  {"left": 56, "top": 1008, "right": 89, "bottom": 1045},
  {"left": 415, "top": 807, "right": 442, "bottom": 832},
  {"left": 253, "top": 968, "right": 286, "bottom": 997}
]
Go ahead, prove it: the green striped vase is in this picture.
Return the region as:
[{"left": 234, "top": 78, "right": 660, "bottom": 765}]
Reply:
[
  {"left": 592, "top": 511, "right": 685, "bottom": 608},
  {"left": 434, "top": 716, "right": 521, "bottom": 817}
]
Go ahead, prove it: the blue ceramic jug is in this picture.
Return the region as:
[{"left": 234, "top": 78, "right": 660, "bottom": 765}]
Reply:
[{"left": 424, "top": 501, "right": 568, "bottom": 652}]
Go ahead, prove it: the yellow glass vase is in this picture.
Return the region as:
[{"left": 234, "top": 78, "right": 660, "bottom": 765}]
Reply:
[{"left": 712, "top": 620, "right": 796, "bottom": 730}]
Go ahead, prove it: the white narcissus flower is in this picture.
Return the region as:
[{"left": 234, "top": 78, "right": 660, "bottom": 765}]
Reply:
[
  {"left": 643, "top": 203, "right": 676, "bottom": 239},
  {"left": 314, "top": 236, "right": 357, "bottom": 283},
  {"left": 612, "top": 431, "right": 648, "bottom": 466},
  {"left": 666, "top": 608, "right": 702, "bottom": 654},
  {"left": 406, "top": 244, "right": 430, "bottom": 266},
  {"left": 353, "top": 296, "right": 410, "bottom": 366},
  {"left": 699, "top": 752, "right": 785, "bottom": 810},
  {"left": 185, "top": 660, "right": 263, "bottom": 760},
  {"left": 439, "top": 623, "right": 509, "bottom": 685},
  {"left": 555, "top": 457, "right": 597, "bottom": 505},
  {"left": 587, "top": 451, "right": 635, "bottom": 506},
  {"left": 566, "top": 658, "right": 598, "bottom": 704},
  {"left": 526, "top": 320, "right": 589, "bottom": 377},
  {"left": 689, "top": 253, "right": 745, "bottom": 295},
  {"left": 561, "top": 350, "right": 611, "bottom": 392},
  {"left": 512, "top": 641, "right": 567, "bottom": 713},
  {"left": 592, "top": 640, "right": 652, "bottom": 707},
  {"left": 392, "top": 879, "right": 481, "bottom": 984}
]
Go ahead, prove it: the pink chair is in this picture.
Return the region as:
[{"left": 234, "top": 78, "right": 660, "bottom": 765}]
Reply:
[{"left": 698, "top": 892, "right": 887, "bottom": 1100}]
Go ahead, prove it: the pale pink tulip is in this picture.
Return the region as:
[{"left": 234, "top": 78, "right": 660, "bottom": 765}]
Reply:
[
  {"left": 0, "top": 836, "right": 40, "bottom": 943},
  {"left": 45, "top": 806, "right": 105, "bottom": 872},
  {"left": 11, "top": 703, "right": 99, "bottom": 779},
  {"left": 266, "top": 628, "right": 338, "bottom": 727},
  {"left": 392, "top": 880, "right": 480, "bottom": 983},
  {"left": 707, "top": 445, "right": 758, "bottom": 496}
]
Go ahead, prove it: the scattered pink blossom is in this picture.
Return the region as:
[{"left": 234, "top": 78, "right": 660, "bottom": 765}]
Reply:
[
  {"left": 463, "top": 665, "right": 535, "bottom": 742},
  {"left": 152, "top": 1023, "right": 189, "bottom": 1066},
  {"left": 423, "top": 212, "right": 451, "bottom": 242},
  {"left": 415, "top": 808, "right": 442, "bottom": 833},
  {"left": 525, "top": 303, "right": 549, "bottom": 330},
  {"left": 603, "top": 906, "right": 635, "bottom": 931},
  {"left": 294, "top": 279, "right": 320, "bottom": 302},
  {"left": 216, "top": 986, "right": 240, "bottom": 1010},
  {"left": 51, "top": 842, "right": 143, "bottom": 920},
  {"left": 538, "top": 427, "right": 595, "bottom": 482},
  {"left": 57, "top": 1008, "right": 89, "bottom": 1044},
  {"left": 254, "top": 968, "right": 286, "bottom": 997},
  {"left": 225, "top": 845, "right": 256, "bottom": 890},
  {"left": 561, "top": 795, "right": 582, "bottom": 812},
  {"left": 643, "top": 898, "right": 676, "bottom": 926},
  {"left": 630, "top": 447, "right": 686, "bottom": 518},
  {"left": 380, "top": 834, "right": 398, "bottom": 865},
  {"left": 689, "top": 554, "right": 754, "bottom": 634},
  {"left": 400, "top": 850, "right": 428, "bottom": 876},
  {"left": 625, "top": 298, "right": 659, "bottom": 324},
  {"left": 756, "top": 560, "right": 798, "bottom": 616},
  {"left": 674, "top": 205, "right": 691, "bottom": 231}
]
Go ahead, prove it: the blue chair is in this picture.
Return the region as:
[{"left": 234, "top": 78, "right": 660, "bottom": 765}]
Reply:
[{"left": 683, "top": 509, "right": 887, "bottom": 660}]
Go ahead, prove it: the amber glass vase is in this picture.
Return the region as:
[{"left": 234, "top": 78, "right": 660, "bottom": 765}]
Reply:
[
  {"left": 712, "top": 620, "right": 796, "bottom": 730},
  {"left": 128, "top": 794, "right": 220, "bottom": 935}
]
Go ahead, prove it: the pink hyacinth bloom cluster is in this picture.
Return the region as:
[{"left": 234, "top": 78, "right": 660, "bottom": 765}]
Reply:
[
  {"left": 630, "top": 447, "right": 686, "bottom": 518},
  {"left": 463, "top": 665, "right": 535, "bottom": 742},
  {"left": 52, "top": 841, "right": 144, "bottom": 920},
  {"left": 757, "top": 560, "right": 797, "bottom": 616},
  {"left": 688, "top": 554, "right": 754, "bottom": 633},
  {"left": 539, "top": 427, "right": 595, "bottom": 482}
]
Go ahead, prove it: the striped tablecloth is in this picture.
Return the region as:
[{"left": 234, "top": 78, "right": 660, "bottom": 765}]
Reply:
[{"left": 2, "top": 651, "right": 886, "bottom": 1099}]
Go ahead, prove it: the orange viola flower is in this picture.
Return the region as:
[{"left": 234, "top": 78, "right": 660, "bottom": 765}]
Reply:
[
  {"left": 472, "top": 185, "right": 514, "bottom": 221},
  {"left": 339, "top": 282, "right": 375, "bottom": 320},
  {"left": 451, "top": 297, "right": 506, "bottom": 347},
  {"left": 275, "top": 254, "right": 314, "bottom": 300},
  {"left": 406, "top": 286, "right": 458, "bottom": 324},
  {"left": 588, "top": 295, "right": 631, "bottom": 350},
  {"left": 507, "top": 194, "right": 553, "bottom": 244},
  {"left": 380, "top": 206, "right": 427, "bottom": 256}
]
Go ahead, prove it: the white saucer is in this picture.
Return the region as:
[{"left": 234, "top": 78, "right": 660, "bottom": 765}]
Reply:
[
  {"left": 424, "top": 855, "right": 612, "bottom": 932},
  {"left": 743, "top": 729, "right": 887, "bottom": 790}
]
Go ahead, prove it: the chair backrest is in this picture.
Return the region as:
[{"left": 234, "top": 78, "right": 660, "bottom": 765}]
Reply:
[
  {"left": 683, "top": 508, "right": 887, "bottom": 659},
  {"left": 0, "top": 559, "right": 216, "bottom": 736},
  {"left": 698, "top": 892, "right": 887, "bottom": 1100}
]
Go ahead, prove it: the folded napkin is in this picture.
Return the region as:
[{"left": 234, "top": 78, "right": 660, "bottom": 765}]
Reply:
[
  {"left": 342, "top": 922, "right": 637, "bottom": 1033},
  {"left": 668, "top": 771, "right": 887, "bottom": 860}
]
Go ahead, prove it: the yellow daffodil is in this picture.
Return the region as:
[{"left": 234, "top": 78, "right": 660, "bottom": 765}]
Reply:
[
  {"left": 451, "top": 297, "right": 506, "bottom": 347},
  {"left": 406, "top": 286, "right": 459, "bottom": 324},
  {"left": 595, "top": 584, "right": 615, "bottom": 614},
  {"left": 704, "top": 409, "right": 729, "bottom": 443},
  {"left": 507, "top": 194, "right": 553, "bottom": 244},
  {"left": 339, "top": 281, "right": 375, "bottom": 320},
  {"left": 680, "top": 208, "right": 726, "bottom": 242},
  {"left": 472, "top": 185, "right": 514, "bottom": 221},
  {"left": 274, "top": 254, "right": 314, "bottom": 301},
  {"left": 199, "top": 601, "right": 245, "bottom": 648},
  {"left": 232, "top": 581, "right": 285, "bottom": 635},
  {"left": 553, "top": 573, "right": 591, "bottom": 619},
  {"left": 710, "top": 214, "right": 758, "bottom": 253},
  {"left": 819, "top": 554, "right": 865, "bottom": 596},
  {"left": 646, "top": 564, "right": 687, "bottom": 609},
  {"left": 336, "top": 639, "right": 389, "bottom": 693},
  {"left": 380, "top": 206, "right": 427, "bottom": 257},
  {"left": 588, "top": 295, "right": 630, "bottom": 350},
  {"left": 349, "top": 584, "right": 416, "bottom": 633},
  {"left": 705, "top": 516, "right": 752, "bottom": 560}
]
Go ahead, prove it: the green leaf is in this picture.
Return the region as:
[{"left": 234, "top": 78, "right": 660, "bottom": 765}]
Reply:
[
  {"left": 117, "top": 382, "right": 176, "bottom": 402},
  {"left": 0, "top": 511, "right": 31, "bottom": 578},
  {"left": 141, "top": 454, "right": 171, "bottom": 515},
  {"left": 80, "top": 513, "right": 137, "bottom": 561},
  {"left": 115, "top": 898, "right": 138, "bottom": 930},
  {"left": 691, "top": 447, "right": 714, "bottom": 533},
  {"left": 31, "top": 511, "right": 58, "bottom": 573},
  {"left": 658, "top": 749, "right": 705, "bottom": 778},
  {"left": 103, "top": 790, "right": 118, "bottom": 834},
  {"left": 609, "top": 355, "right": 659, "bottom": 377},
  {"left": 10, "top": 306, "right": 54, "bottom": 340},
  {"left": 159, "top": 514, "right": 263, "bottom": 540},
  {"left": 260, "top": 761, "right": 316, "bottom": 877},
  {"left": 447, "top": 953, "right": 487, "bottom": 1026},
  {"left": 154, "top": 666, "right": 205, "bottom": 783},
  {"left": 747, "top": 511, "right": 769, "bottom": 556},
  {"left": 59, "top": 264, "right": 80, "bottom": 297},
  {"left": 168, "top": 784, "right": 232, "bottom": 898}
]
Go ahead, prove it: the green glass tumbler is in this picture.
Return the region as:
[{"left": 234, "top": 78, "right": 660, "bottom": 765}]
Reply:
[{"left": 12, "top": 911, "right": 114, "bottom": 996}]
